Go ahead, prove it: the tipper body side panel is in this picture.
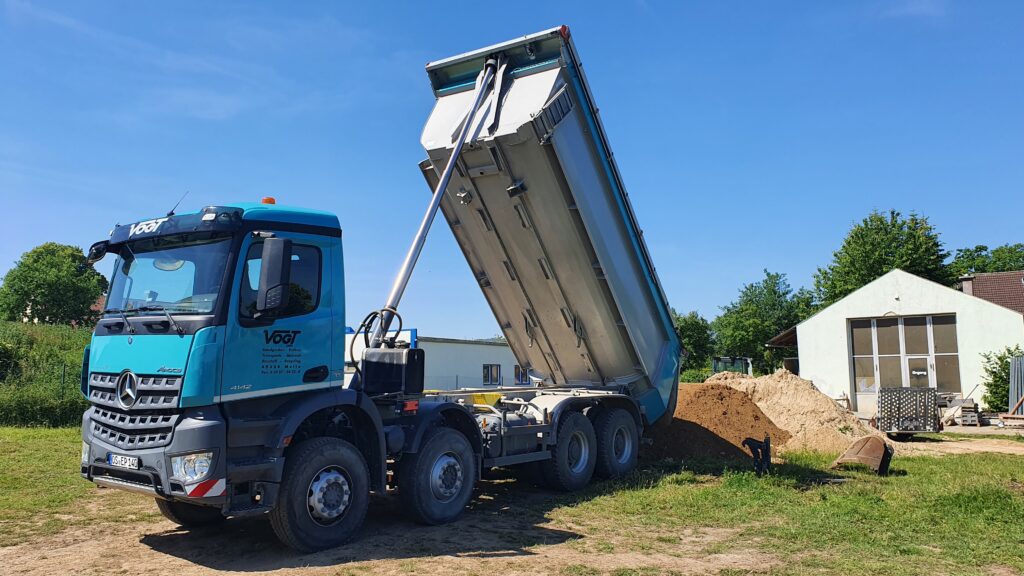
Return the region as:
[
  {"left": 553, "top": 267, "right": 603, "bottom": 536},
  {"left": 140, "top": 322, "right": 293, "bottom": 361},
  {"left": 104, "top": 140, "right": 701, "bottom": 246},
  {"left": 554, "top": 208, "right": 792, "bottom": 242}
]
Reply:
[{"left": 420, "top": 27, "right": 680, "bottom": 423}]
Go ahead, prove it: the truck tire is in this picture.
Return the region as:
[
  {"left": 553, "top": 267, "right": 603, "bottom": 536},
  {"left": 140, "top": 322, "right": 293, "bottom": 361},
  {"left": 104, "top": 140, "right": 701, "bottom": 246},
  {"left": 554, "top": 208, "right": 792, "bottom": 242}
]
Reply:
[
  {"left": 269, "top": 437, "right": 369, "bottom": 552},
  {"left": 398, "top": 427, "right": 477, "bottom": 525},
  {"left": 594, "top": 408, "right": 639, "bottom": 479},
  {"left": 155, "top": 498, "right": 225, "bottom": 527},
  {"left": 542, "top": 411, "right": 597, "bottom": 491}
]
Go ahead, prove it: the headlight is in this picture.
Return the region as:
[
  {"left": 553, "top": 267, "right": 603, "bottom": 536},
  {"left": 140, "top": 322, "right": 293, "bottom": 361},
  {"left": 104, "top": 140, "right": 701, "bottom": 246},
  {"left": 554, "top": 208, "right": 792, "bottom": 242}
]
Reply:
[
  {"left": 171, "top": 452, "right": 213, "bottom": 484},
  {"left": 81, "top": 442, "right": 90, "bottom": 465}
]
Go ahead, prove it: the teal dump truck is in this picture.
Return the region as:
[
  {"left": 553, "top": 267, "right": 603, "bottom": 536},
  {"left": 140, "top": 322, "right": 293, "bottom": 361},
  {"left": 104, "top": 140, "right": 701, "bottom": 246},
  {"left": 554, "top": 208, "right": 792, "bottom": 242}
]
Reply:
[{"left": 79, "top": 26, "right": 680, "bottom": 552}]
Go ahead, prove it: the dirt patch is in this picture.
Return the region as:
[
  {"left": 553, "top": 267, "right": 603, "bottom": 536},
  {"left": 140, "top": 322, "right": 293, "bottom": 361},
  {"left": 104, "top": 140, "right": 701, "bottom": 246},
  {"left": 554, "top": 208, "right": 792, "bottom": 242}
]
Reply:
[
  {"left": 894, "top": 437, "right": 1024, "bottom": 457},
  {"left": 712, "top": 369, "right": 880, "bottom": 453},
  {"left": 0, "top": 482, "right": 778, "bottom": 576},
  {"left": 644, "top": 383, "right": 790, "bottom": 461}
]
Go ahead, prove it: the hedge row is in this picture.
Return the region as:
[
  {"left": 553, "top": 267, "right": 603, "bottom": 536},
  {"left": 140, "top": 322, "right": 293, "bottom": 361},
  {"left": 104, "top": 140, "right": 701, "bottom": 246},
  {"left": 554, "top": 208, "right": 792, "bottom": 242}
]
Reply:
[
  {"left": 0, "top": 384, "right": 88, "bottom": 427},
  {"left": 0, "top": 321, "right": 91, "bottom": 426}
]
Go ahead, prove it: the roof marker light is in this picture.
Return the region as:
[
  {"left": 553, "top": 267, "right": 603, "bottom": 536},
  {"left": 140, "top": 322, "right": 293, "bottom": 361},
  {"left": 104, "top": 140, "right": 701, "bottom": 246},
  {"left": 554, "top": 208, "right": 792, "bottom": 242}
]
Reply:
[{"left": 261, "top": 197, "right": 276, "bottom": 205}]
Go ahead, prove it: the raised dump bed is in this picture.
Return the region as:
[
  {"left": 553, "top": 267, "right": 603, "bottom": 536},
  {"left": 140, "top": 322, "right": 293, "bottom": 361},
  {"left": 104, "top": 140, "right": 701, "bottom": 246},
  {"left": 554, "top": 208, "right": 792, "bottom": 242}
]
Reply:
[{"left": 418, "top": 26, "right": 680, "bottom": 424}]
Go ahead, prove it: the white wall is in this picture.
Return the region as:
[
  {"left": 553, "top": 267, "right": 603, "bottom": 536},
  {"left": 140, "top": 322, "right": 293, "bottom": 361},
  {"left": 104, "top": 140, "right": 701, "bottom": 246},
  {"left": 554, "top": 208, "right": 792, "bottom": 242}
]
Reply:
[
  {"left": 796, "top": 269, "right": 1024, "bottom": 410},
  {"left": 417, "top": 338, "right": 524, "bottom": 390},
  {"left": 342, "top": 331, "right": 527, "bottom": 391}
]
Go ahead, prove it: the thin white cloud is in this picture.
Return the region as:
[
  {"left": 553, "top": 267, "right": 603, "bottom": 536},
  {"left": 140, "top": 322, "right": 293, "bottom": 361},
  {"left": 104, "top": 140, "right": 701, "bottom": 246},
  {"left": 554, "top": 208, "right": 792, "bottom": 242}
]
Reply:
[
  {"left": 137, "top": 88, "right": 247, "bottom": 121},
  {"left": 5, "top": 0, "right": 281, "bottom": 86},
  {"left": 4, "top": 1, "right": 390, "bottom": 122},
  {"left": 880, "top": 0, "right": 948, "bottom": 19},
  {"left": 3, "top": 0, "right": 286, "bottom": 120}
]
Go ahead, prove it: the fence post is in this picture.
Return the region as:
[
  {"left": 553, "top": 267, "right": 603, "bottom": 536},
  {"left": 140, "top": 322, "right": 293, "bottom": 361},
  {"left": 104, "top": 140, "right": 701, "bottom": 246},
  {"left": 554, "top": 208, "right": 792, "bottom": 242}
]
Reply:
[{"left": 61, "top": 364, "right": 66, "bottom": 401}]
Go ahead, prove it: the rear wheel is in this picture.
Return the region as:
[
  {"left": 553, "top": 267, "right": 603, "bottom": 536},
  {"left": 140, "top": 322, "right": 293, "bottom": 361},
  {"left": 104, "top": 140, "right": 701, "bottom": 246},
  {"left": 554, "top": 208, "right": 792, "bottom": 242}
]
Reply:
[
  {"left": 399, "top": 427, "right": 477, "bottom": 525},
  {"left": 543, "top": 411, "right": 597, "bottom": 491},
  {"left": 594, "top": 408, "right": 639, "bottom": 479},
  {"left": 155, "top": 498, "right": 225, "bottom": 528},
  {"left": 269, "top": 437, "right": 369, "bottom": 552}
]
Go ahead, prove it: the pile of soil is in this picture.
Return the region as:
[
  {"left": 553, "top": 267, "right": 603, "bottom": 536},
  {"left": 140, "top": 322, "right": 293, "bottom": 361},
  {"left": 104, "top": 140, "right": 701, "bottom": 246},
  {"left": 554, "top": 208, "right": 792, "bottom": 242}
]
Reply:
[
  {"left": 644, "top": 383, "right": 791, "bottom": 461},
  {"left": 713, "top": 369, "right": 879, "bottom": 453}
]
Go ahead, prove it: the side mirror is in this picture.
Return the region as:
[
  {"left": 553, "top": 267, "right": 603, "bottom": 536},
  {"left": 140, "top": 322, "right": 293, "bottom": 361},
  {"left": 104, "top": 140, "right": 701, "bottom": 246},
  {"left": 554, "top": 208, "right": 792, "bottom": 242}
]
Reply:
[
  {"left": 256, "top": 238, "right": 292, "bottom": 314},
  {"left": 86, "top": 241, "right": 109, "bottom": 264}
]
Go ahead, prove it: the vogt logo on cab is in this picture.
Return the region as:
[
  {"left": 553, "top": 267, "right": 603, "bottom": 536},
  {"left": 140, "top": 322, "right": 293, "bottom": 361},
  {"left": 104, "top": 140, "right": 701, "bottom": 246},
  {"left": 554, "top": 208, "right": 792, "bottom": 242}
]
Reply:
[
  {"left": 264, "top": 330, "right": 301, "bottom": 345},
  {"left": 129, "top": 217, "right": 169, "bottom": 236}
]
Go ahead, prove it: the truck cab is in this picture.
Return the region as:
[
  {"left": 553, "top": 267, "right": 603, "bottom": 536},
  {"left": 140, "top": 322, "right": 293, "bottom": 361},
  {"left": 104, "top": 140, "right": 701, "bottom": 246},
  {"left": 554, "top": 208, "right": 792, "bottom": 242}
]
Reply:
[{"left": 81, "top": 202, "right": 384, "bottom": 535}]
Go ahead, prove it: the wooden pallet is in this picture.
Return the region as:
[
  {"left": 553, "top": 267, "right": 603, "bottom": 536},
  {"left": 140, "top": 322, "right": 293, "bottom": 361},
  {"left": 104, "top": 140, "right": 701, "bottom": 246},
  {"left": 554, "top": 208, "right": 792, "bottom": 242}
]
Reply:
[{"left": 999, "top": 394, "right": 1024, "bottom": 426}]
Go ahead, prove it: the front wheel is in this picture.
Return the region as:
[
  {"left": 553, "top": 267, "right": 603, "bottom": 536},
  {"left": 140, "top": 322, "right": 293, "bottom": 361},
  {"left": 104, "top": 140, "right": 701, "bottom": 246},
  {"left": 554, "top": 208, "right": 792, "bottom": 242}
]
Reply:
[
  {"left": 269, "top": 437, "right": 369, "bottom": 552},
  {"left": 155, "top": 498, "right": 225, "bottom": 528},
  {"left": 398, "top": 427, "right": 477, "bottom": 525}
]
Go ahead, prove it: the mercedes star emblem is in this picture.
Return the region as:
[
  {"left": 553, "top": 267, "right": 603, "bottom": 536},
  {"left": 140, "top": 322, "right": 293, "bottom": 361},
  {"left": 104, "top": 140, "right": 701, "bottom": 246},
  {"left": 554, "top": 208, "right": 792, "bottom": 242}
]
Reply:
[{"left": 116, "top": 371, "right": 139, "bottom": 410}]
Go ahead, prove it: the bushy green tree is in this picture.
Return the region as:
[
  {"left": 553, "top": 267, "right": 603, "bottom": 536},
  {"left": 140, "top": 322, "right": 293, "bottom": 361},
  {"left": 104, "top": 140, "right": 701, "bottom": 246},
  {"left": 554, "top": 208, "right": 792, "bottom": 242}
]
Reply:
[
  {"left": 711, "top": 270, "right": 812, "bottom": 373},
  {"left": 672, "top": 309, "right": 714, "bottom": 371},
  {"left": 814, "top": 210, "right": 950, "bottom": 306},
  {"left": 980, "top": 345, "right": 1024, "bottom": 412},
  {"left": 948, "top": 244, "right": 1024, "bottom": 278},
  {"left": 0, "top": 243, "right": 107, "bottom": 325}
]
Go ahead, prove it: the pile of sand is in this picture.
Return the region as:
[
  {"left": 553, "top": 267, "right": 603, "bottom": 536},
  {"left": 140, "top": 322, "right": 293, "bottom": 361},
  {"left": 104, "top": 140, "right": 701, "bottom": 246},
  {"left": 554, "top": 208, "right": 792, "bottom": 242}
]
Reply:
[
  {"left": 643, "top": 383, "right": 791, "bottom": 462},
  {"left": 712, "top": 369, "right": 879, "bottom": 453}
]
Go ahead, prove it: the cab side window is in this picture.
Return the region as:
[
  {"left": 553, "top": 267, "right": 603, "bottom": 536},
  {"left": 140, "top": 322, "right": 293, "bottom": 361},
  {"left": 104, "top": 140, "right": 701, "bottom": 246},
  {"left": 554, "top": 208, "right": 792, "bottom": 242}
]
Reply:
[{"left": 239, "top": 242, "right": 322, "bottom": 319}]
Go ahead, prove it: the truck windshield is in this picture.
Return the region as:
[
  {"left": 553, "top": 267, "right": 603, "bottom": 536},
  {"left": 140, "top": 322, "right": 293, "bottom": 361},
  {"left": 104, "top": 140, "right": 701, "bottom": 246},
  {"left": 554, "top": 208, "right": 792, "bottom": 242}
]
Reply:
[{"left": 105, "top": 232, "right": 233, "bottom": 316}]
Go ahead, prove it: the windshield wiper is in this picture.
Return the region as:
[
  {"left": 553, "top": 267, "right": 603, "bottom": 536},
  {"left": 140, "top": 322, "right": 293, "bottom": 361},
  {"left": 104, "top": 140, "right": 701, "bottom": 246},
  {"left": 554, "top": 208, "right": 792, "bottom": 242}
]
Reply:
[
  {"left": 102, "top": 308, "right": 136, "bottom": 335},
  {"left": 135, "top": 306, "right": 184, "bottom": 335}
]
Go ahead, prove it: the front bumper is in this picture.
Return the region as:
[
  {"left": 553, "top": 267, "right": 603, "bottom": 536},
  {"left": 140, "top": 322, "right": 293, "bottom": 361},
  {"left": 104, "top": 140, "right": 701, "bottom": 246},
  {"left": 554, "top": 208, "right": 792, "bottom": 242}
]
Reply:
[{"left": 81, "top": 405, "right": 228, "bottom": 507}]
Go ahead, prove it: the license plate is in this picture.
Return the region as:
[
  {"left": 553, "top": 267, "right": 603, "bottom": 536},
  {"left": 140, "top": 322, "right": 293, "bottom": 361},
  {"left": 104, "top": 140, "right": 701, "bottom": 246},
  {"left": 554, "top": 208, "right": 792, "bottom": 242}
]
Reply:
[{"left": 107, "top": 453, "right": 140, "bottom": 470}]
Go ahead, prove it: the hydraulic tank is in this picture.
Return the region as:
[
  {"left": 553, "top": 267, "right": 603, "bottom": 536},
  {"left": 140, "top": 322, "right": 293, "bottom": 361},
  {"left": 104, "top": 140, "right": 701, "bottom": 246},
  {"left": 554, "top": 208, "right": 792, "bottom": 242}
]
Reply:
[{"left": 418, "top": 27, "right": 681, "bottom": 424}]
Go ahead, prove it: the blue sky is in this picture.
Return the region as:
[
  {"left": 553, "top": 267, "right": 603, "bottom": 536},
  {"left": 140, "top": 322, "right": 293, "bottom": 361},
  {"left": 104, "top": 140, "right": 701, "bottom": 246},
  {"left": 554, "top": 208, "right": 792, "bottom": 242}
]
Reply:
[{"left": 1, "top": 0, "right": 1022, "bottom": 338}]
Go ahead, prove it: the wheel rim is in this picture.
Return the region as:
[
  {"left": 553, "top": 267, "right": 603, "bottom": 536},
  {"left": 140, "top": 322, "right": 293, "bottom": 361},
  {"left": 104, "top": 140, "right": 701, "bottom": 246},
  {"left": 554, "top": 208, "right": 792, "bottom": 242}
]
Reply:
[
  {"left": 612, "top": 425, "right": 633, "bottom": 465},
  {"left": 307, "top": 466, "right": 352, "bottom": 526},
  {"left": 567, "top": 430, "right": 590, "bottom": 474},
  {"left": 430, "top": 452, "right": 464, "bottom": 503}
]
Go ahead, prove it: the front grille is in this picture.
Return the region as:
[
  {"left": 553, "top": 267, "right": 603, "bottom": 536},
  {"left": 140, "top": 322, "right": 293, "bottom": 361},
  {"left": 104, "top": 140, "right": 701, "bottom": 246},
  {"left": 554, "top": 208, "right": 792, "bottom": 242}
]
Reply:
[{"left": 88, "top": 372, "right": 182, "bottom": 449}]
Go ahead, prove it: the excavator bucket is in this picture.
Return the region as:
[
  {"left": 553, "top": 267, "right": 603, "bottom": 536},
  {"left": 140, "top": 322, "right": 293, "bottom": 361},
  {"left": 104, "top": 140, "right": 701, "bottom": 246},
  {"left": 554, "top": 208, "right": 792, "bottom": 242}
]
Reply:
[{"left": 830, "top": 436, "right": 894, "bottom": 476}]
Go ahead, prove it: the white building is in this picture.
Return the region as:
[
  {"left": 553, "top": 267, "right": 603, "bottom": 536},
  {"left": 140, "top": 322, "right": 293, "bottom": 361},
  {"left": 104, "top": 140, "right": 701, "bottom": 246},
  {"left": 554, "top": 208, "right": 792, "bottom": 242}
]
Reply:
[
  {"left": 344, "top": 329, "right": 530, "bottom": 390},
  {"left": 776, "top": 269, "right": 1024, "bottom": 413}
]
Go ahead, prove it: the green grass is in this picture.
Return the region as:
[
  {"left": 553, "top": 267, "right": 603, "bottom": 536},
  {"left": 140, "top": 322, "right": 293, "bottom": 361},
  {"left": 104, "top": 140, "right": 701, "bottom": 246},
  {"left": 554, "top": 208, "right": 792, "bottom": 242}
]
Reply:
[
  {"left": 2, "top": 427, "right": 1023, "bottom": 576},
  {"left": 919, "top": 431, "right": 1024, "bottom": 442},
  {"left": 556, "top": 452, "right": 1024, "bottom": 575},
  {"left": 0, "top": 427, "right": 157, "bottom": 546}
]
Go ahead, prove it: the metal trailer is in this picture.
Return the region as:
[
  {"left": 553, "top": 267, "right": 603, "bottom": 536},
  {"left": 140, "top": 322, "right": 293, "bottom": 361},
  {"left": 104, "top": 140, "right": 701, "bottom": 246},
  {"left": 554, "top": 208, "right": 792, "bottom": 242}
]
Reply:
[
  {"left": 877, "top": 387, "right": 941, "bottom": 436},
  {"left": 416, "top": 26, "right": 681, "bottom": 426}
]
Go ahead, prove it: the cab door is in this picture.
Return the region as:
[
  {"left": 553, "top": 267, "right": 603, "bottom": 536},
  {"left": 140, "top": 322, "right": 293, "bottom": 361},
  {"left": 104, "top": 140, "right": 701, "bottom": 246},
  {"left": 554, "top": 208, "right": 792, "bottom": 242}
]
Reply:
[{"left": 221, "top": 232, "right": 334, "bottom": 401}]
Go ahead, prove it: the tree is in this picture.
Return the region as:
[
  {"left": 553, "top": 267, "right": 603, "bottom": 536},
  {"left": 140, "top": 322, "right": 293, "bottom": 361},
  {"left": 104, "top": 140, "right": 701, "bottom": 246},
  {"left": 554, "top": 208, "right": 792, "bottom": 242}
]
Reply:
[
  {"left": 711, "top": 270, "right": 812, "bottom": 373},
  {"left": 672, "top": 309, "right": 714, "bottom": 371},
  {"left": 948, "top": 244, "right": 1024, "bottom": 278},
  {"left": 0, "top": 243, "right": 108, "bottom": 325},
  {"left": 814, "top": 210, "right": 950, "bottom": 306},
  {"left": 980, "top": 345, "right": 1024, "bottom": 412}
]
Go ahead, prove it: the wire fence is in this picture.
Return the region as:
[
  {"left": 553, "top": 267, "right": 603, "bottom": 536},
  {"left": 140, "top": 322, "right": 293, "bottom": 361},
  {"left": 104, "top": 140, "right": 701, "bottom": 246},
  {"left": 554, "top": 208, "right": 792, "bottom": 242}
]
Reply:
[
  {"left": 0, "top": 361, "right": 87, "bottom": 427},
  {"left": 0, "top": 359, "right": 83, "bottom": 396}
]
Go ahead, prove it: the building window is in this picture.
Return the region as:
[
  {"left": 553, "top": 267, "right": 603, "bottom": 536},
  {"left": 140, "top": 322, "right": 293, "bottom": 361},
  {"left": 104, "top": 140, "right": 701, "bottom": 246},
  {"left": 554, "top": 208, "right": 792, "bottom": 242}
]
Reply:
[
  {"left": 848, "top": 315, "right": 960, "bottom": 394},
  {"left": 482, "top": 364, "right": 501, "bottom": 386},
  {"left": 514, "top": 365, "right": 530, "bottom": 385}
]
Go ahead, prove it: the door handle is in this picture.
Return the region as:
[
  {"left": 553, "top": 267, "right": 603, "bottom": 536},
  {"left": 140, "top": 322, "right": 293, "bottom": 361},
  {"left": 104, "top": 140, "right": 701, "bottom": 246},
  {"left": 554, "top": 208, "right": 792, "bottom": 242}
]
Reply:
[{"left": 303, "top": 365, "right": 329, "bottom": 383}]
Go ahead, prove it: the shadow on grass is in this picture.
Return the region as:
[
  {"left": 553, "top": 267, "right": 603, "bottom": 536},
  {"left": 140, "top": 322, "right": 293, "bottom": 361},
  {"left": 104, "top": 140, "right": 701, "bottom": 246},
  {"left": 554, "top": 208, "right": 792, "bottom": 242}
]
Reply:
[
  {"left": 140, "top": 474, "right": 584, "bottom": 571},
  {"left": 139, "top": 440, "right": 863, "bottom": 570},
  {"left": 633, "top": 453, "right": 849, "bottom": 491}
]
